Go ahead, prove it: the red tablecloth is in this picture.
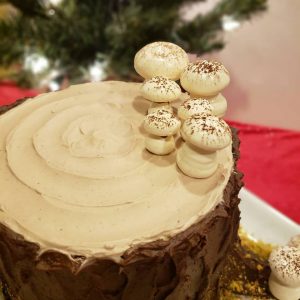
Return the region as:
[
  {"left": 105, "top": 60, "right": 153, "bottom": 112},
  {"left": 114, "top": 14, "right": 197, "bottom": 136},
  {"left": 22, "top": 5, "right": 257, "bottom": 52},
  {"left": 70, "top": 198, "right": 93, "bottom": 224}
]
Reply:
[{"left": 1, "top": 83, "right": 299, "bottom": 224}]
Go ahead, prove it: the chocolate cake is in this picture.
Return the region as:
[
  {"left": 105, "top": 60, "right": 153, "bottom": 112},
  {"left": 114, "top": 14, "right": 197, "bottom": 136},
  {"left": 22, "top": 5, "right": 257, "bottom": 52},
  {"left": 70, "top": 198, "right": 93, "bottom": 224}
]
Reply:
[
  {"left": 0, "top": 81, "right": 243, "bottom": 300},
  {"left": 0, "top": 42, "right": 245, "bottom": 300}
]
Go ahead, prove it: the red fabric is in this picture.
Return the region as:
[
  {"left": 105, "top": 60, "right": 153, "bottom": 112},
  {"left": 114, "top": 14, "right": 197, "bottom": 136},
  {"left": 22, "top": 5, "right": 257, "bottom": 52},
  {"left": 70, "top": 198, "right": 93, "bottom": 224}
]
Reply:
[
  {"left": 0, "top": 82, "right": 38, "bottom": 105},
  {"left": 228, "top": 121, "right": 300, "bottom": 224},
  {"left": 1, "top": 84, "right": 299, "bottom": 224}
]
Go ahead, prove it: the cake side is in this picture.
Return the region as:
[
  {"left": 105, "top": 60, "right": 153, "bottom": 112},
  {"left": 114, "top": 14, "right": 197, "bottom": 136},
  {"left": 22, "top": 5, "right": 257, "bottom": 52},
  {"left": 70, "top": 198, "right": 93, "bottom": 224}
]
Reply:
[{"left": 0, "top": 95, "right": 243, "bottom": 300}]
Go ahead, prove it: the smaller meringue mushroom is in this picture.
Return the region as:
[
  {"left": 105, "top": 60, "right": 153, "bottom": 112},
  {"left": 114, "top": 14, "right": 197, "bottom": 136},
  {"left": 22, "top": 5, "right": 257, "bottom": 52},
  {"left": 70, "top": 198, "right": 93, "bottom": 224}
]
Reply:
[
  {"left": 141, "top": 76, "right": 182, "bottom": 114},
  {"left": 178, "top": 98, "right": 213, "bottom": 121},
  {"left": 134, "top": 41, "right": 189, "bottom": 80},
  {"left": 143, "top": 109, "right": 181, "bottom": 155},
  {"left": 180, "top": 60, "right": 230, "bottom": 97},
  {"left": 268, "top": 246, "right": 300, "bottom": 300},
  {"left": 180, "top": 60, "right": 230, "bottom": 117},
  {"left": 177, "top": 114, "right": 231, "bottom": 178}
]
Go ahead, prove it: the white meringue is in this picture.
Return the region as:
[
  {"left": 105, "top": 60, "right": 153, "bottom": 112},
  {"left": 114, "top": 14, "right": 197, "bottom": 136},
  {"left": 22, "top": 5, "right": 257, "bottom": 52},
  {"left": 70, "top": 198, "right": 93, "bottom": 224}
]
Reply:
[
  {"left": 177, "top": 114, "right": 231, "bottom": 179},
  {"left": 145, "top": 135, "right": 175, "bottom": 155},
  {"left": 144, "top": 109, "right": 181, "bottom": 137},
  {"left": 134, "top": 42, "right": 189, "bottom": 80},
  {"left": 178, "top": 98, "right": 213, "bottom": 121},
  {"left": 181, "top": 114, "right": 231, "bottom": 151},
  {"left": 269, "top": 246, "right": 300, "bottom": 300},
  {"left": 180, "top": 60, "right": 230, "bottom": 97},
  {"left": 141, "top": 76, "right": 181, "bottom": 103}
]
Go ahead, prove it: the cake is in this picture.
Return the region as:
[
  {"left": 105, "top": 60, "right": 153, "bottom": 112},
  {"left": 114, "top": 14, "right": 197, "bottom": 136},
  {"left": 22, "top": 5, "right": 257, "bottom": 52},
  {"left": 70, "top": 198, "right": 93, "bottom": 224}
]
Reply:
[{"left": 0, "top": 42, "right": 243, "bottom": 300}]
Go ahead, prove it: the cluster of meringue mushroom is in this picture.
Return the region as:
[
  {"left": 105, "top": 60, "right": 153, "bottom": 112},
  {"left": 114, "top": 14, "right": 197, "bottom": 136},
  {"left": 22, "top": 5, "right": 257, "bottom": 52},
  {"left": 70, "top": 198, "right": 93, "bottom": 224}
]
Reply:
[
  {"left": 134, "top": 41, "right": 231, "bottom": 179},
  {"left": 268, "top": 234, "right": 300, "bottom": 300}
]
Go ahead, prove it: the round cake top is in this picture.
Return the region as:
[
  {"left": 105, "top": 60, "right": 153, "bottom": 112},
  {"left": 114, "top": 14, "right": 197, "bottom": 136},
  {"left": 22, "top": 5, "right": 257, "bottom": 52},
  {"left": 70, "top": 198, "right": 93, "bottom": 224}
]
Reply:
[
  {"left": 180, "top": 60, "right": 230, "bottom": 96},
  {"left": 134, "top": 42, "right": 189, "bottom": 80},
  {"left": 0, "top": 81, "right": 233, "bottom": 260}
]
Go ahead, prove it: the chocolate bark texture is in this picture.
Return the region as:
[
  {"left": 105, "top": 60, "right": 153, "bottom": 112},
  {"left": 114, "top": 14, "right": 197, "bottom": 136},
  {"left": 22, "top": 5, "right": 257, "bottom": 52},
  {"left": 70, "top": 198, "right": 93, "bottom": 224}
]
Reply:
[{"left": 0, "top": 100, "right": 243, "bottom": 300}]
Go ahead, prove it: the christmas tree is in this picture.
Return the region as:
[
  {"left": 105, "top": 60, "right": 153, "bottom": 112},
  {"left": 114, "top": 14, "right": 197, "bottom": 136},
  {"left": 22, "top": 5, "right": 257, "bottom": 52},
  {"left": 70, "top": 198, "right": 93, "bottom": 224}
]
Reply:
[{"left": 0, "top": 0, "right": 267, "bottom": 88}]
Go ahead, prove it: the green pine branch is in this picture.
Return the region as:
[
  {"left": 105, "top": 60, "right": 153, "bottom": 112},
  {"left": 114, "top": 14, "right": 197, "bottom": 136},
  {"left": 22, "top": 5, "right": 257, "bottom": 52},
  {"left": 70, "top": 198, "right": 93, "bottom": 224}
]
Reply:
[{"left": 0, "top": 0, "right": 267, "bottom": 87}]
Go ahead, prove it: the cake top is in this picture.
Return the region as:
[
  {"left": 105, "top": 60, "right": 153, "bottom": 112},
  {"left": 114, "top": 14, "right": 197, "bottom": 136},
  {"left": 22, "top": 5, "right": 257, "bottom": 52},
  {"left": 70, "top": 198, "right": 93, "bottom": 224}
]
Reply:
[
  {"left": 0, "top": 81, "right": 233, "bottom": 260},
  {"left": 0, "top": 41, "right": 234, "bottom": 260}
]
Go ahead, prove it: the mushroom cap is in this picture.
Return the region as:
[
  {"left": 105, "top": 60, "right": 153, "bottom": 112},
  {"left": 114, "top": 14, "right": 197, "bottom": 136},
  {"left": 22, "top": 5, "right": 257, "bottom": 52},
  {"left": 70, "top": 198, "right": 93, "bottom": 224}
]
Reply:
[
  {"left": 134, "top": 42, "right": 189, "bottom": 80},
  {"left": 178, "top": 98, "right": 213, "bottom": 120},
  {"left": 180, "top": 60, "right": 230, "bottom": 96},
  {"left": 269, "top": 246, "right": 300, "bottom": 287},
  {"left": 141, "top": 76, "right": 181, "bottom": 103},
  {"left": 144, "top": 109, "right": 181, "bottom": 137},
  {"left": 181, "top": 114, "right": 231, "bottom": 151}
]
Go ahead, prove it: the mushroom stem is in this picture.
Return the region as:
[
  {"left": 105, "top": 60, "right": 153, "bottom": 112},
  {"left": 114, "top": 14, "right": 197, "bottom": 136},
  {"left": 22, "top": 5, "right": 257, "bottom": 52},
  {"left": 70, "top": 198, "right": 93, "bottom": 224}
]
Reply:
[
  {"left": 176, "top": 142, "right": 218, "bottom": 178},
  {"left": 148, "top": 102, "right": 173, "bottom": 114},
  {"left": 269, "top": 273, "right": 300, "bottom": 300},
  {"left": 145, "top": 135, "right": 175, "bottom": 155}
]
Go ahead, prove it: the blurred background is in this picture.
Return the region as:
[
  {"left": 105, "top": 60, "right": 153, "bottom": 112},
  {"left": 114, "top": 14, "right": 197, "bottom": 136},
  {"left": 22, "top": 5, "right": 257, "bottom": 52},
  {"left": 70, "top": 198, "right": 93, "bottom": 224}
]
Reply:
[{"left": 1, "top": 0, "right": 300, "bottom": 223}]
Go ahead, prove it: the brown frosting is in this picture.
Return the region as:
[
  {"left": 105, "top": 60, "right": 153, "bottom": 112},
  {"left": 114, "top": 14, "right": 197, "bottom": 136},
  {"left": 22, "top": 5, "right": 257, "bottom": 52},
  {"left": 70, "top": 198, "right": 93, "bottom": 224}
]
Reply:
[{"left": 0, "top": 84, "right": 243, "bottom": 300}]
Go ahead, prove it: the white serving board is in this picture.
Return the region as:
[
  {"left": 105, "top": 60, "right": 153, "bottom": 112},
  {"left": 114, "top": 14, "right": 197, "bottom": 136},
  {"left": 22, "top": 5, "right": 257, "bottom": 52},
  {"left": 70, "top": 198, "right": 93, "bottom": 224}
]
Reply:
[
  {"left": 240, "top": 188, "right": 300, "bottom": 244},
  {"left": 1, "top": 188, "right": 299, "bottom": 300}
]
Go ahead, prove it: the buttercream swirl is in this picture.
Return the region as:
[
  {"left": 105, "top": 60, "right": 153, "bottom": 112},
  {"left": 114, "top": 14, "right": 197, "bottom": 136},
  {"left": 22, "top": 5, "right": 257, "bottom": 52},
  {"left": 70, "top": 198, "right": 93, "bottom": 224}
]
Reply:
[{"left": 0, "top": 81, "right": 233, "bottom": 260}]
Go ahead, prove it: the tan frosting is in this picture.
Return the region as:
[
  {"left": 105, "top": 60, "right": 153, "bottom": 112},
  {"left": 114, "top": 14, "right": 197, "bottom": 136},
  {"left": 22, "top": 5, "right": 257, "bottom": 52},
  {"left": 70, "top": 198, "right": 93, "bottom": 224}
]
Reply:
[{"left": 0, "top": 81, "right": 233, "bottom": 260}]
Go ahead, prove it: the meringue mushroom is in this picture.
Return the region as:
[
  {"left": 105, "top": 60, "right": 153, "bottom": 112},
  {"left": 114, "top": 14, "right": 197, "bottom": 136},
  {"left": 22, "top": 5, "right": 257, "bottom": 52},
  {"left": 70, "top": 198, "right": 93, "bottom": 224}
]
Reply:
[
  {"left": 178, "top": 98, "right": 213, "bottom": 121},
  {"left": 177, "top": 114, "right": 231, "bottom": 178},
  {"left": 141, "top": 76, "right": 182, "bottom": 114},
  {"left": 141, "top": 76, "right": 181, "bottom": 103},
  {"left": 134, "top": 41, "right": 189, "bottom": 80},
  {"left": 269, "top": 246, "right": 300, "bottom": 300},
  {"left": 143, "top": 109, "right": 181, "bottom": 155},
  {"left": 180, "top": 60, "right": 230, "bottom": 97}
]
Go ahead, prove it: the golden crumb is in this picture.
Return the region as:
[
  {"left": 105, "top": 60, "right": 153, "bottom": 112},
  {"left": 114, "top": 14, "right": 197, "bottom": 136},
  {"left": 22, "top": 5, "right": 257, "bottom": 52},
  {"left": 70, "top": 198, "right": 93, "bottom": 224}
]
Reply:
[
  {"left": 219, "top": 227, "right": 276, "bottom": 300},
  {"left": 239, "top": 227, "right": 274, "bottom": 260}
]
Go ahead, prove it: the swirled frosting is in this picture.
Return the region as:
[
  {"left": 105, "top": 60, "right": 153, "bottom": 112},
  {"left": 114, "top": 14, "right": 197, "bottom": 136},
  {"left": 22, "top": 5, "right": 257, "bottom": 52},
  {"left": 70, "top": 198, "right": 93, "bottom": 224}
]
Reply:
[{"left": 0, "top": 81, "right": 233, "bottom": 260}]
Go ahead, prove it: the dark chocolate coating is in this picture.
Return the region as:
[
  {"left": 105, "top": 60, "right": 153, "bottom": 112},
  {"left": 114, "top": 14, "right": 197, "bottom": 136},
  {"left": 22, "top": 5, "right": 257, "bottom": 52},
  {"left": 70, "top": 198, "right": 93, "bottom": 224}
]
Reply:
[{"left": 0, "top": 100, "right": 243, "bottom": 300}]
